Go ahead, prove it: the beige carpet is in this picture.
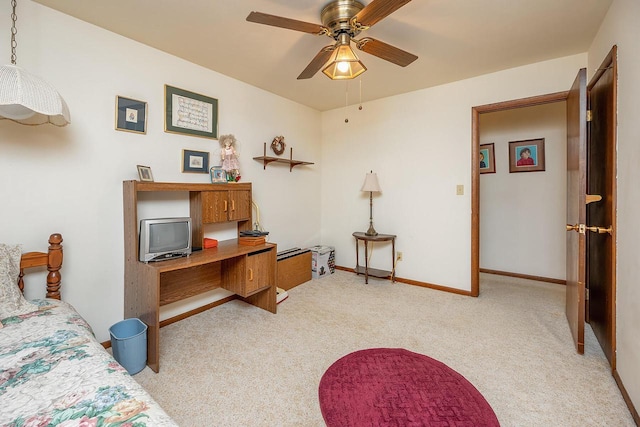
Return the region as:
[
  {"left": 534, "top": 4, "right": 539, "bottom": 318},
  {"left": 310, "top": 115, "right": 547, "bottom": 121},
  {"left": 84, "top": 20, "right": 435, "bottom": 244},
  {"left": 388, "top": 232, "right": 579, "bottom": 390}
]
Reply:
[{"left": 133, "top": 271, "right": 634, "bottom": 426}]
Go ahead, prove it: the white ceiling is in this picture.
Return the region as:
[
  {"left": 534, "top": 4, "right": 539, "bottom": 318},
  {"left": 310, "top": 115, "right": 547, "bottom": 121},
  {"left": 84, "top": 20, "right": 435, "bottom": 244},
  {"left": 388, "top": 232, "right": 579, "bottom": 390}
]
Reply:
[{"left": 33, "top": 0, "right": 611, "bottom": 111}]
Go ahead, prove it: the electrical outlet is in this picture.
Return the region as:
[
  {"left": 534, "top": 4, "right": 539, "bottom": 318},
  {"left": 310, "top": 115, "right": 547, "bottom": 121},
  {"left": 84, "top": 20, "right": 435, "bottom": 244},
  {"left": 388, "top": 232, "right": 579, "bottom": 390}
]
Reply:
[
  {"left": 397, "top": 251, "right": 403, "bottom": 261},
  {"left": 456, "top": 184, "right": 464, "bottom": 195}
]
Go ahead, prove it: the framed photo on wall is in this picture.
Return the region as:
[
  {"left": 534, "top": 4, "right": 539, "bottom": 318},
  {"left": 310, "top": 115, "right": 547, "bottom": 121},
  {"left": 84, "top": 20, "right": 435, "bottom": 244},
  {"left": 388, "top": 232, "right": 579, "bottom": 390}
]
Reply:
[
  {"left": 182, "top": 149, "right": 210, "bottom": 173},
  {"left": 509, "top": 138, "right": 545, "bottom": 173},
  {"left": 115, "top": 96, "right": 147, "bottom": 134},
  {"left": 479, "top": 143, "right": 496, "bottom": 174},
  {"left": 165, "top": 85, "right": 218, "bottom": 139}
]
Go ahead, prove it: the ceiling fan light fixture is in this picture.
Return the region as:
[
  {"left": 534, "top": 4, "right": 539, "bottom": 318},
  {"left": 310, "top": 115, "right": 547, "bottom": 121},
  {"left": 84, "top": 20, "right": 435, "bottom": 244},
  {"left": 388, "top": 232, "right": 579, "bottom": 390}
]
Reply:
[{"left": 322, "top": 34, "right": 366, "bottom": 80}]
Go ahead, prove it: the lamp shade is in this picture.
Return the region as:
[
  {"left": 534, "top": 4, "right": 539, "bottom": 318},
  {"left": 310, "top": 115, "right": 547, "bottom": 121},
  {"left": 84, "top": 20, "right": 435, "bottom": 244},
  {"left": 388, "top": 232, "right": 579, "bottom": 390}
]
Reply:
[
  {"left": 0, "top": 64, "right": 70, "bottom": 126},
  {"left": 322, "top": 33, "right": 366, "bottom": 80},
  {"left": 361, "top": 172, "right": 381, "bottom": 193}
]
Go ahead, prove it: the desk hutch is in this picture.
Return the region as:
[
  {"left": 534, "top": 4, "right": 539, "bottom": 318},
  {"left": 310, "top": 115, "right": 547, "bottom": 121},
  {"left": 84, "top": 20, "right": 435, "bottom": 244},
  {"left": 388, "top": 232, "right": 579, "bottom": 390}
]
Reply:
[{"left": 123, "top": 181, "right": 277, "bottom": 372}]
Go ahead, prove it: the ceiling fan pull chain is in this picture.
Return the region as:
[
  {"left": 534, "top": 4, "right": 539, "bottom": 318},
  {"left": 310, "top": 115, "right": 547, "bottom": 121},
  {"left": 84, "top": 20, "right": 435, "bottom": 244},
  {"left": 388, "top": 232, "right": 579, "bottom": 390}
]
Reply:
[
  {"left": 359, "top": 79, "right": 363, "bottom": 111},
  {"left": 344, "top": 81, "right": 349, "bottom": 123}
]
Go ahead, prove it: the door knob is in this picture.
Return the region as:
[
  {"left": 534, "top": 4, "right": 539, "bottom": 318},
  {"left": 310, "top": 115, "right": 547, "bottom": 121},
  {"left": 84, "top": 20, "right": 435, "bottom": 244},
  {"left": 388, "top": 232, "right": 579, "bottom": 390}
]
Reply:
[
  {"left": 566, "top": 223, "right": 612, "bottom": 235},
  {"left": 585, "top": 225, "right": 613, "bottom": 235}
]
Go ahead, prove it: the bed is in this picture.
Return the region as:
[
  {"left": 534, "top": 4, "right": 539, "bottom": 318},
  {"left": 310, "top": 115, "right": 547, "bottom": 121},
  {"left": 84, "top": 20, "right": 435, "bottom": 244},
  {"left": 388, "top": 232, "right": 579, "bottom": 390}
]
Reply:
[{"left": 0, "top": 234, "right": 177, "bottom": 426}]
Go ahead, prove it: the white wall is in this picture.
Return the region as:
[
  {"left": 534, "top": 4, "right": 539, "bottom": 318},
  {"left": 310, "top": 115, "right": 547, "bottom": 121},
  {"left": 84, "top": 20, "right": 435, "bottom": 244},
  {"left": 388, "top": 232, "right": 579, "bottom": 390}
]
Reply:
[
  {"left": 321, "top": 54, "right": 585, "bottom": 291},
  {"left": 479, "top": 103, "right": 567, "bottom": 280},
  {"left": 0, "top": 1, "right": 322, "bottom": 342},
  {"left": 588, "top": 0, "right": 640, "bottom": 413}
]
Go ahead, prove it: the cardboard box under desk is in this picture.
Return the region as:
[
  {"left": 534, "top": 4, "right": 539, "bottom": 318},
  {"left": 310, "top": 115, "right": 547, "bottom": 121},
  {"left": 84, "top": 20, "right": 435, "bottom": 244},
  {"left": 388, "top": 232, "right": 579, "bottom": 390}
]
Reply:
[{"left": 277, "top": 249, "right": 312, "bottom": 291}]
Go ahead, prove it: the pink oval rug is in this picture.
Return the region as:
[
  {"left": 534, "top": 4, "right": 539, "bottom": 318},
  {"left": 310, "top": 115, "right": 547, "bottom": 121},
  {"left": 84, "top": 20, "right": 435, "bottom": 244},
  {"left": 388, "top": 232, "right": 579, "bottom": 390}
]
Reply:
[{"left": 319, "top": 348, "right": 500, "bottom": 426}]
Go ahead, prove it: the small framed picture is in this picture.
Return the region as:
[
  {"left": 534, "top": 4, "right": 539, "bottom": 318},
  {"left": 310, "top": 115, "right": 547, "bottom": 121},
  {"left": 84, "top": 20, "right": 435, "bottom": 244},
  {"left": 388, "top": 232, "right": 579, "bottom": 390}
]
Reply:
[
  {"left": 165, "top": 85, "right": 218, "bottom": 139},
  {"left": 210, "top": 166, "right": 227, "bottom": 183},
  {"left": 182, "top": 149, "right": 210, "bottom": 173},
  {"left": 479, "top": 143, "right": 496, "bottom": 174},
  {"left": 116, "top": 96, "right": 147, "bottom": 134},
  {"left": 509, "top": 138, "right": 545, "bottom": 173},
  {"left": 137, "top": 165, "right": 153, "bottom": 182}
]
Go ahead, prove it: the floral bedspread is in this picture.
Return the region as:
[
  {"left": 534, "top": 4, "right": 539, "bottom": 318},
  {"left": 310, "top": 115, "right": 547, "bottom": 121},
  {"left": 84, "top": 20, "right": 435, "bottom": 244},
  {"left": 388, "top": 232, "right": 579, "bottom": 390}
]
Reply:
[{"left": 0, "top": 300, "right": 177, "bottom": 427}]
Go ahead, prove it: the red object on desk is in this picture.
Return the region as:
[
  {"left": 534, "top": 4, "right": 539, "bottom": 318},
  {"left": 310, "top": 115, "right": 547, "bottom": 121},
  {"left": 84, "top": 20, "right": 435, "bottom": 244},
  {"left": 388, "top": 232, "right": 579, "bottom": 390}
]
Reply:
[{"left": 203, "top": 238, "right": 218, "bottom": 249}]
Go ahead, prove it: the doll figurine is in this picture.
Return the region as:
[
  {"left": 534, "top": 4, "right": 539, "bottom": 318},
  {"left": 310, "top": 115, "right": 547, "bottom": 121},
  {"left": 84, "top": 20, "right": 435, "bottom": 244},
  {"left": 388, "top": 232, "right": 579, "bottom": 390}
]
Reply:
[{"left": 219, "top": 134, "right": 240, "bottom": 181}]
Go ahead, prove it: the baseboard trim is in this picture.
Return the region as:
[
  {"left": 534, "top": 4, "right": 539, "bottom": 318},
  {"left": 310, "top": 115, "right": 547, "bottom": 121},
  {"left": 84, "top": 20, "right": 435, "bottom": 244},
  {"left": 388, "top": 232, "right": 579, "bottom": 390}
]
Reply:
[
  {"left": 613, "top": 369, "right": 640, "bottom": 425},
  {"left": 395, "top": 276, "right": 473, "bottom": 296},
  {"left": 480, "top": 268, "right": 566, "bottom": 285},
  {"left": 335, "top": 265, "right": 473, "bottom": 296}
]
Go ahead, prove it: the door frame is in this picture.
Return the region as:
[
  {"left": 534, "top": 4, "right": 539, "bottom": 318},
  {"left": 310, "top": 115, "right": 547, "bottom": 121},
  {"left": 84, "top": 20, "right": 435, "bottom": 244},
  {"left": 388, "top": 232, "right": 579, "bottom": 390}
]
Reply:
[{"left": 471, "top": 91, "right": 568, "bottom": 297}]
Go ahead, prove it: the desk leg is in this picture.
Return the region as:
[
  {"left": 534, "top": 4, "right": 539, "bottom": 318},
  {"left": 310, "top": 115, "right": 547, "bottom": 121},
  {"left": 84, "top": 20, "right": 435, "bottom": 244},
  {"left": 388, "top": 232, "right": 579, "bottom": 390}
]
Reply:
[
  {"left": 364, "top": 240, "right": 369, "bottom": 284},
  {"left": 391, "top": 238, "right": 396, "bottom": 283}
]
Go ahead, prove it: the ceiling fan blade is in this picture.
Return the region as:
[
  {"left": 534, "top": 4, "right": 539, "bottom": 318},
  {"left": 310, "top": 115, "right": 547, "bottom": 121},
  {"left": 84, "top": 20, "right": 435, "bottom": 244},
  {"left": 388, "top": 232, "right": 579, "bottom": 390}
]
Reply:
[
  {"left": 247, "top": 11, "right": 327, "bottom": 35},
  {"left": 353, "top": 0, "right": 412, "bottom": 28},
  {"left": 355, "top": 37, "right": 417, "bottom": 67},
  {"left": 297, "top": 46, "right": 336, "bottom": 79}
]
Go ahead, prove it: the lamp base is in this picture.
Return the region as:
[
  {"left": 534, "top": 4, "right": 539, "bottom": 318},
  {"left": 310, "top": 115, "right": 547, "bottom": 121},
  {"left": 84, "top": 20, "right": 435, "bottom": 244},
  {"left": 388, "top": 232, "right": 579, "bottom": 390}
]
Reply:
[{"left": 365, "top": 224, "right": 378, "bottom": 236}]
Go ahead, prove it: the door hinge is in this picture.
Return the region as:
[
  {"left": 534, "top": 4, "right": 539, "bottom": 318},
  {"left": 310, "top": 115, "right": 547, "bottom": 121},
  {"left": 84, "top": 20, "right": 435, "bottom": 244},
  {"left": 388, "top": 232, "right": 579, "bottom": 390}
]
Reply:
[
  {"left": 586, "top": 110, "right": 593, "bottom": 122},
  {"left": 585, "top": 288, "right": 590, "bottom": 300}
]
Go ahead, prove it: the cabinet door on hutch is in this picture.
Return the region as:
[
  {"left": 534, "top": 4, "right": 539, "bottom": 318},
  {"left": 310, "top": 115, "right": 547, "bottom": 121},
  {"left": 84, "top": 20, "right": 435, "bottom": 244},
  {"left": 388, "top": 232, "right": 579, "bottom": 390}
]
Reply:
[
  {"left": 245, "top": 249, "right": 273, "bottom": 295},
  {"left": 201, "top": 191, "right": 229, "bottom": 224},
  {"left": 228, "top": 190, "right": 251, "bottom": 221}
]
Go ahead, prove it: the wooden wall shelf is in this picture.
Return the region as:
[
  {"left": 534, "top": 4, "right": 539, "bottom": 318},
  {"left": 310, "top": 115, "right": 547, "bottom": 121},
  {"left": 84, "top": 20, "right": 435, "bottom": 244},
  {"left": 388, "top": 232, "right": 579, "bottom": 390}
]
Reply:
[{"left": 253, "top": 143, "right": 314, "bottom": 172}]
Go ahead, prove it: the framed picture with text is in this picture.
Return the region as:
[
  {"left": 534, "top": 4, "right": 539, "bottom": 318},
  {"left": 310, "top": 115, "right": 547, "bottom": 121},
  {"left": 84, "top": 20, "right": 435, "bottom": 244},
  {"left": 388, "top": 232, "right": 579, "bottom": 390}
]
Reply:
[
  {"left": 509, "top": 138, "right": 545, "bottom": 173},
  {"left": 115, "top": 96, "right": 147, "bottom": 134},
  {"left": 182, "top": 149, "right": 210, "bottom": 173},
  {"left": 165, "top": 85, "right": 218, "bottom": 139}
]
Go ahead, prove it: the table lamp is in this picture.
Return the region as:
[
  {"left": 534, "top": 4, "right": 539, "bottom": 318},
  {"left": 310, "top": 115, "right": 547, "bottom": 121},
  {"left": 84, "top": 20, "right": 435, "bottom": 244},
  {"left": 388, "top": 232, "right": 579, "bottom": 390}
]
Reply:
[{"left": 361, "top": 171, "right": 382, "bottom": 236}]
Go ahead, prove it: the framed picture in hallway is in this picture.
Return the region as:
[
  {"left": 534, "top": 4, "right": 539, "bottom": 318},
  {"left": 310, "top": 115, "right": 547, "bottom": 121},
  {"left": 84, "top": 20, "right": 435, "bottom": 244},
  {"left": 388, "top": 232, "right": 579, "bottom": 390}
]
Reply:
[
  {"left": 479, "top": 143, "right": 496, "bottom": 174},
  {"left": 509, "top": 138, "right": 545, "bottom": 173}
]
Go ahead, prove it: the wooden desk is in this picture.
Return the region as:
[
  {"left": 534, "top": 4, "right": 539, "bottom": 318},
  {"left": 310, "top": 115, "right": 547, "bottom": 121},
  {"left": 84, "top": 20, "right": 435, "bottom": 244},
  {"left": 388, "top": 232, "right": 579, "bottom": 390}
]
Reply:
[
  {"left": 352, "top": 232, "right": 396, "bottom": 284},
  {"left": 123, "top": 181, "right": 276, "bottom": 373},
  {"left": 126, "top": 239, "right": 276, "bottom": 373}
]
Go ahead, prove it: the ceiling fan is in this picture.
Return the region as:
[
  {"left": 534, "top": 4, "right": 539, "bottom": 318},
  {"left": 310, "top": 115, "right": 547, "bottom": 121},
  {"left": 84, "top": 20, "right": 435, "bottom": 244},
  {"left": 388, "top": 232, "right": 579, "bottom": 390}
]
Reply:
[{"left": 246, "top": 0, "right": 418, "bottom": 80}]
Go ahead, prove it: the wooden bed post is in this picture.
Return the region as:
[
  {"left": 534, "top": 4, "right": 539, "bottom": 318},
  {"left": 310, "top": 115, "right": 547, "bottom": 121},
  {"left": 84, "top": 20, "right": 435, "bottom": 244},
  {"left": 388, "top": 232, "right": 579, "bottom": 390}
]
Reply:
[{"left": 47, "top": 234, "right": 63, "bottom": 300}]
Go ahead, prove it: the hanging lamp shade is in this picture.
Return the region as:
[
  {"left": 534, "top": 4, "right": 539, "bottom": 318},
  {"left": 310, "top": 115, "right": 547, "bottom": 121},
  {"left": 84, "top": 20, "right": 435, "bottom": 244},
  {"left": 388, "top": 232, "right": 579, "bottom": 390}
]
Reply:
[{"left": 0, "top": 64, "right": 70, "bottom": 126}]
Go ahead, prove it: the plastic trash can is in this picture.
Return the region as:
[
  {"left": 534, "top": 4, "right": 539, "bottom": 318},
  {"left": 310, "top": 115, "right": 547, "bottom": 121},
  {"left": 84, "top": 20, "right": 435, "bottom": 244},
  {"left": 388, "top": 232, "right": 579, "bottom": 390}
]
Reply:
[{"left": 109, "top": 318, "right": 147, "bottom": 375}]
